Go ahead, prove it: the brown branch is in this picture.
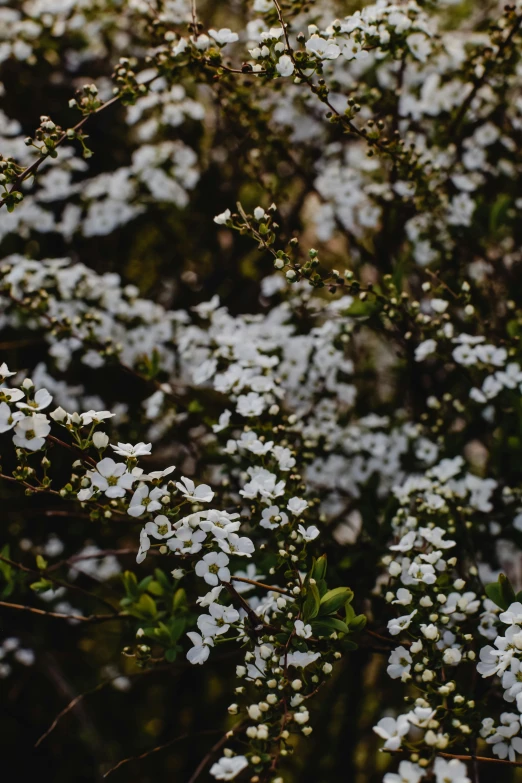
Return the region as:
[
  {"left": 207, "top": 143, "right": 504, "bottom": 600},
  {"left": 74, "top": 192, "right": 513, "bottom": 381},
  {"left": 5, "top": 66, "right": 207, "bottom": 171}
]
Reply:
[
  {"left": 0, "top": 553, "right": 117, "bottom": 613},
  {"left": 46, "top": 548, "right": 142, "bottom": 572},
  {"left": 231, "top": 576, "right": 290, "bottom": 595},
  {"left": 0, "top": 600, "right": 127, "bottom": 624},
  {"left": 222, "top": 581, "right": 268, "bottom": 635},
  {"left": 385, "top": 748, "right": 522, "bottom": 768},
  {"left": 449, "top": 12, "right": 522, "bottom": 136},
  {"left": 186, "top": 720, "right": 247, "bottom": 783},
  {"left": 0, "top": 95, "right": 121, "bottom": 210},
  {"left": 104, "top": 728, "right": 221, "bottom": 778},
  {"left": 35, "top": 665, "right": 173, "bottom": 748}
]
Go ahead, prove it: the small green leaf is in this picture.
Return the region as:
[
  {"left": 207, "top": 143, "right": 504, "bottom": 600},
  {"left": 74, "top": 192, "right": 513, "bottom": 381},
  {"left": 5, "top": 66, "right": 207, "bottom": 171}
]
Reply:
[
  {"left": 311, "top": 555, "right": 327, "bottom": 582},
  {"left": 165, "top": 648, "right": 177, "bottom": 663},
  {"left": 311, "top": 617, "right": 349, "bottom": 637},
  {"left": 148, "top": 580, "right": 164, "bottom": 596},
  {"left": 302, "top": 582, "right": 321, "bottom": 622},
  {"left": 319, "top": 587, "right": 354, "bottom": 616},
  {"left": 36, "top": 554, "right": 48, "bottom": 570},
  {"left": 128, "top": 593, "right": 158, "bottom": 619},
  {"left": 172, "top": 588, "right": 187, "bottom": 611},
  {"left": 122, "top": 571, "right": 138, "bottom": 598},
  {"left": 348, "top": 614, "right": 367, "bottom": 631},
  {"left": 485, "top": 573, "right": 516, "bottom": 610},
  {"left": 30, "top": 578, "right": 53, "bottom": 593}
]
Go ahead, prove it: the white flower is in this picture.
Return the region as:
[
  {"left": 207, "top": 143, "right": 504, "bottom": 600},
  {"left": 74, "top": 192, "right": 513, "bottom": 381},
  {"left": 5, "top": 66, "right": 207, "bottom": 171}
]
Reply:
[
  {"left": 500, "top": 602, "right": 522, "bottom": 626},
  {"left": 387, "top": 647, "right": 412, "bottom": 681},
  {"left": 214, "top": 209, "right": 231, "bottom": 225},
  {"left": 305, "top": 34, "right": 340, "bottom": 60},
  {"left": 195, "top": 552, "right": 231, "bottom": 585},
  {"left": 128, "top": 485, "right": 163, "bottom": 517},
  {"left": 384, "top": 760, "right": 423, "bottom": 783},
  {"left": 88, "top": 458, "right": 135, "bottom": 498},
  {"left": 218, "top": 533, "right": 255, "bottom": 557},
  {"left": 141, "top": 466, "right": 175, "bottom": 481},
  {"left": 209, "top": 755, "right": 248, "bottom": 780},
  {"left": 276, "top": 54, "right": 294, "bottom": 77},
  {"left": 260, "top": 505, "right": 288, "bottom": 530},
  {"left": 485, "top": 712, "right": 522, "bottom": 761},
  {"left": 294, "top": 709, "right": 309, "bottom": 724},
  {"left": 387, "top": 611, "right": 417, "bottom": 636},
  {"left": 175, "top": 476, "right": 214, "bottom": 503},
  {"left": 167, "top": 526, "right": 206, "bottom": 554},
  {"left": 13, "top": 413, "right": 51, "bottom": 451},
  {"left": 390, "top": 531, "right": 416, "bottom": 552},
  {"left": 212, "top": 410, "right": 231, "bottom": 433},
  {"left": 186, "top": 631, "right": 214, "bottom": 665},
  {"left": 111, "top": 441, "right": 152, "bottom": 458},
  {"left": 443, "top": 647, "right": 462, "bottom": 666},
  {"left": 14, "top": 648, "right": 35, "bottom": 666},
  {"left": 144, "top": 514, "right": 174, "bottom": 540},
  {"left": 199, "top": 510, "right": 241, "bottom": 539},
  {"left": 297, "top": 524, "right": 319, "bottom": 542},
  {"left": 433, "top": 757, "right": 471, "bottom": 782},
  {"left": 287, "top": 497, "right": 308, "bottom": 515},
  {"left": 208, "top": 28, "right": 239, "bottom": 45},
  {"left": 0, "top": 388, "right": 24, "bottom": 403},
  {"left": 197, "top": 603, "right": 240, "bottom": 637},
  {"left": 79, "top": 410, "right": 115, "bottom": 425},
  {"left": 0, "top": 401, "right": 24, "bottom": 433},
  {"left": 294, "top": 619, "right": 312, "bottom": 638},
  {"left": 373, "top": 715, "right": 410, "bottom": 750},
  {"left": 414, "top": 339, "right": 437, "bottom": 362},
  {"left": 16, "top": 388, "right": 52, "bottom": 412},
  {"left": 392, "top": 588, "right": 412, "bottom": 606},
  {"left": 286, "top": 651, "right": 320, "bottom": 668},
  {"left": 0, "top": 363, "right": 16, "bottom": 380},
  {"left": 136, "top": 529, "right": 150, "bottom": 564},
  {"left": 240, "top": 468, "right": 285, "bottom": 500},
  {"left": 197, "top": 585, "right": 223, "bottom": 607},
  {"left": 92, "top": 431, "right": 109, "bottom": 449},
  {"left": 236, "top": 391, "right": 265, "bottom": 417},
  {"left": 421, "top": 623, "right": 439, "bottom": 641}
]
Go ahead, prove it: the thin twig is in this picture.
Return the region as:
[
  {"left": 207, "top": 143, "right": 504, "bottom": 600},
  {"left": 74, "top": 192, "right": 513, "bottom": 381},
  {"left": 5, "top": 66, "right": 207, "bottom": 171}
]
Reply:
[
  {"left": 0, "top": 600, "right": 126, "bottom": 624},
  {"left": 385, "top": 748, "right": 522, "bottom": 767},
  {"left": 231, "top": 576, "right": 290, "bottom": 595},
  {"left": 0, "top": 553, "right": 117, "bottom": 613},
  {"left": 0, "top": 95, "right": 120, "bottom": 209},
  {"left": 186, "top": 721, "right": 247, "bottom": 783},
  {"left": 104, "top": 729, "right": 221, "bottom": 778},
  {"left": 35, "top": 665, "right": 173, "bottom": 748}
]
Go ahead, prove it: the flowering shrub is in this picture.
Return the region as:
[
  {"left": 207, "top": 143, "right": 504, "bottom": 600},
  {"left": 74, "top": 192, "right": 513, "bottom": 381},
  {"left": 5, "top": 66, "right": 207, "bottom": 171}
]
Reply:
[{"left": 2, "top": 0, "right": 522, "bottom": 781}]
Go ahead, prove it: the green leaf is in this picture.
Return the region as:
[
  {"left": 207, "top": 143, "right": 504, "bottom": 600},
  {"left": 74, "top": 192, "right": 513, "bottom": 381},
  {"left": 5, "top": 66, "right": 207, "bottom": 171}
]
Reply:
[
  {"left": 122, "top": 571, "right": 138, "bottom": 598},
  {"left": 0, "top": 545, "right": 12, "bottom": 583},
  {"left": 30, "top": 578, "right": 53, "bottom": 593},
  {"left": 485, "top": 573, "right": 516, "bottom": 610},
  {"left": 172, "top": 588, "right": 187, "bottom": 611},
  {"left": 168, "top": 617, "right": 186, "bottom": 642},
  {"left": 311, "top": 617, "right": 349, "bottom": 637},
  {"left": 137, "top": 575, "right": 154, "bottom": 593},
  {"left": 154, "top": 569, "right": 171, "bottom": 590},
  {"left": 36, "top": 554, "right": 48, "bottom": 570},
  {"left": 302, "top": 582, "right": 321, "bottom": 622},
  {"left": 319, "top": 587, "right": 354, "bottom": 616},
  {"left": 128, "top": 593, "right": 158, "bottom": 620},
  {"left": 165, "top": 648, "right": 177, "bottom": 663},
  {"left": 148, "top": 580, "right": 164, "bottom": 597},
  {"left": 311, "top": 554, "right": 327, "bottom": 581},
  {"left": 348, "top": 614, "right": 367, "bottom": 631}
]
